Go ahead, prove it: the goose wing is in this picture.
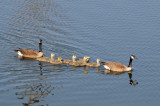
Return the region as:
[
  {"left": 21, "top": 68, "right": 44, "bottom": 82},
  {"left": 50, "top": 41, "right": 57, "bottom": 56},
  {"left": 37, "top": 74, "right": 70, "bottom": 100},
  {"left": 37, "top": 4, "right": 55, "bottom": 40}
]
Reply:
[
  {"left": 18, "top": 49, "right": 39, "bottom": 55},
  {"left": 102, "top": 62, "right": 127, "bottom": 72}
]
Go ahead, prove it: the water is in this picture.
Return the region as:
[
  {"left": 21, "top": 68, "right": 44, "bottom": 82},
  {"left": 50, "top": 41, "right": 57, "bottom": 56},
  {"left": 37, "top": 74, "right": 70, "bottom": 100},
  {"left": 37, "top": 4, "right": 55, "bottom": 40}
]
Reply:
[{"left": 0, "top": 0, "right": 160, "bottom": 106}]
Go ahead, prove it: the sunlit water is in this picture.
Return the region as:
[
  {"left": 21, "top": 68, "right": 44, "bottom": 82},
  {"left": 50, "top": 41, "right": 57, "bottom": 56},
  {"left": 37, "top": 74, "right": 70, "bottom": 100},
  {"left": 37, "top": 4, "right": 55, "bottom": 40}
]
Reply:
[{"left": 0, "top": 0, "right": 160, "bottom": 106}]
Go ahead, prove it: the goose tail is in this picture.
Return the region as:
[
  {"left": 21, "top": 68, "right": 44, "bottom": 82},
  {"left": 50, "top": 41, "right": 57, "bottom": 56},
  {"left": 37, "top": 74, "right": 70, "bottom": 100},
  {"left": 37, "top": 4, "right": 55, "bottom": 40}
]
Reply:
[
  {"left": 14, "top": 49, "right": 19, "bottom": 52},
  {"left": 14, "top": 49, "right": 23, "bottom": 56}
]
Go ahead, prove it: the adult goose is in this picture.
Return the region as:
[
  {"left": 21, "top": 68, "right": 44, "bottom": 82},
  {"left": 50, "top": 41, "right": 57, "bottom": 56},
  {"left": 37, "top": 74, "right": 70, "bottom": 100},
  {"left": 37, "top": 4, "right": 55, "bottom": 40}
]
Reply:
[
  {"left": 14, "top": 40, "right": 43, "bottom": 59},
  {"left": 101, "top": 55, "right": 137, "bottom": 72}
]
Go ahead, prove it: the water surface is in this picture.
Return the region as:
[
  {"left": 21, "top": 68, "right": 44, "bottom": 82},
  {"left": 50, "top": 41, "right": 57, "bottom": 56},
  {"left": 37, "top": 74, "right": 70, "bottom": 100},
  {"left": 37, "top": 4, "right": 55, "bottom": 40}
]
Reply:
[{"left": 0, "top": 0, "right": 160, "bottom": 106}]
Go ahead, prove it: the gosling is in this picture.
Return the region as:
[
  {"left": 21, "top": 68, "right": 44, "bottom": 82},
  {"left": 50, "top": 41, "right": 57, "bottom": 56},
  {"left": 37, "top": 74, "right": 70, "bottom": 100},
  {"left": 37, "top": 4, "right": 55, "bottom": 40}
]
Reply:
[
  {"left": 50, "top": 57, "right": 63, "bottom": 65},
  {"left": 37, "top": 53, "right": 55, "bottom": 62},
  {"left": 68, "top": 55, "right": 88, "bottom": 67},
  {"left": 86, "top": 59, "right": 100, "bottom": 67},
  {"left": 76, "top": 56, "right": 90, "bottom": 63},
  {"left": 63, "top": 55, "right": 76, "bottom": 64}
]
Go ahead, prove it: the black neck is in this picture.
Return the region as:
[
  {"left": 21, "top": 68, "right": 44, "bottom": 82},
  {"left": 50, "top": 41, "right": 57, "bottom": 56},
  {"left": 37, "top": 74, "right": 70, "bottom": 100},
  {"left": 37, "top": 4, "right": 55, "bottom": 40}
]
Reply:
[
  {"left": 128, "top": 58, "right": 133, "bottom": 67},
  {"left": 39, "top": 42, "right": 42, "bottom": 52}
]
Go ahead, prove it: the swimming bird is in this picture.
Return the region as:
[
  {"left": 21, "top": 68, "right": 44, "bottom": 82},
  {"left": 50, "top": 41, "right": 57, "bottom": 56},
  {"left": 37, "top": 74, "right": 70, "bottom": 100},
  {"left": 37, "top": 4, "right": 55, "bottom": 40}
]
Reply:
[
  {"left": 67, "top": 55, "right": 76, "bottom": 64},
  {"left": 63, "top": 55, "right": 76, "bottom": 64},
  {"left": 14, "top": 40, "right": 43, "bottom": 59},
  {"left": 63, "top": 56, "right": 90, "bottom": 64},
  {"left": 76, "top": 56, "right": 90, "bottom": 63},
  {"left": 36, "top": 53, "right": 54, "bottom": 62},
  {"left": 50, "top": 55, "right": 63, "bottom": 65},
  {"left": 68, "top": 55, "right": 87, "bottom": 67},
  {"left": 101, "top": 55, "right": 137, "bottom": 72},
  {"left": 86, "top": 58, "right": 100, "bottom": 67}
]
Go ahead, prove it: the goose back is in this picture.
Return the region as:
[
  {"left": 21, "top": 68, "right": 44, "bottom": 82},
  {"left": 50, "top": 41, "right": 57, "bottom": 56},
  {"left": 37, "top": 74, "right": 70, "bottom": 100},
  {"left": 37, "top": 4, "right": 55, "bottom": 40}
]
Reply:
[{"left": 101, "top": 62, "right": 128, "bottom": 72}]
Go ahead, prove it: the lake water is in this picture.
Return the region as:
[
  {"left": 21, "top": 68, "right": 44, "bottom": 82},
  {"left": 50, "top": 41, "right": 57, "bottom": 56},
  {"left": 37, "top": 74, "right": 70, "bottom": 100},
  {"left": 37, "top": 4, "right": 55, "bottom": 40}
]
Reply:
[{"left": 0, "top": 0, "right": 160, "bottom": 106}]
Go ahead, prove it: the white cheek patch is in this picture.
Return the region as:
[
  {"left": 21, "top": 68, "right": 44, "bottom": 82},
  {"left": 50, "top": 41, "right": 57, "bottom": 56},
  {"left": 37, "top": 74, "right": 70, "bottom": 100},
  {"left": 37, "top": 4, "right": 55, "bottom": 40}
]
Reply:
[
  {"left": 104, "top": 65, "right": 110, "bottom": 70},
  {"left": 18, "top": 51, "right": 23, "bottom": 56},
  {"left": 131, "top": 56, "right": 134, "bottom": 59}
]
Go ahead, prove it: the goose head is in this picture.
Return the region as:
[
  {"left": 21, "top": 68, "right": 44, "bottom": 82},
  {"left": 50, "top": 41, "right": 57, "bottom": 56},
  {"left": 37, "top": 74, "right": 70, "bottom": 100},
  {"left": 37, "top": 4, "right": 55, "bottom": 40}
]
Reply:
[
  {"left": 83, "top": 56, "right": 90, "bottom": 62},
  {"left": 72, "top": 55, "right": 77, "bottom": 62},
  {"left": 97, "top": 58, "right": 100, "bottom": 64},
  {"left": 130, "top": 55, "right": 137, "bottom": 60},
  {"left": 51, "top": 53, "right": 55, "bottom": 60},
  {"left": 57, "top": 57, "right": 63, "bottom": 63},
  {"left": 39, "top": 39, "right": 42, "bottom": 52},
  {"left": 128, "top": 54, "right": 137, "bottom": 67}
]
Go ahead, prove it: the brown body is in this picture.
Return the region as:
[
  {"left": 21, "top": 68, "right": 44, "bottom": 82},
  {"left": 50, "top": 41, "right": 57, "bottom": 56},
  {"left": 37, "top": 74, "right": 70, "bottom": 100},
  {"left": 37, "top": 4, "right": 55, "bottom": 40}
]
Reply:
[
  {"left": 101, "top": 55, "right": 136, "bottom": 72},
  {"left": 86, "top": 59, "right": 100, "bottom": 67},
  {"left": 15, "top": 49, "right": 43, "bottom": 59},
  {"left": 63, "top": 56, "right": 90, "bottom": 64},
  {"left": 101, "top": 62, "right": 131, "bottom": 72},
  {"left": 14, "top": 40, "right": 43, "bottom": 59},
  {"left": 77, "top": 56, "right": 90, "bottom": 63},
  {"left": 63, "top": 59, "right": 73, "bottom": 64},
  {"left": 50, "top": 57, "right": 63, "bottom": 65},
  {"left": 68, "top": 55, "right": 89, "bottom": 67},
  {"left": 37, "top": 53, "right": 55, "bottom": 62},
  {"left": 36, "top": 57, "right": 51, "bottom": 62},
  {"left": 69, "top": 61, "right": 86, "bottom": 67}
]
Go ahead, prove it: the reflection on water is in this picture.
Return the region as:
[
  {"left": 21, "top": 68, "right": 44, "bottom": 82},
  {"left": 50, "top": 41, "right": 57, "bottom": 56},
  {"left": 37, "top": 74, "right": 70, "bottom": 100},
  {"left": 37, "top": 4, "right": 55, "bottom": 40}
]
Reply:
[
  {"left": 103, "top": 69, "right": 125, "bottom": 75},
  {"left": 13, "top": 60, "right": 63, "bottom": 106},
  {"left": 16, "top": 82, "right": 54, "bottom": 105},
  {"left": 128, "top": 72, "right": 138, "bottom": 86},
  {"left": 1, "top": 0, "right": 160, "bottom": 105},
  {"left": 103, "top": 70, "right": 138, "bottom": 86}
]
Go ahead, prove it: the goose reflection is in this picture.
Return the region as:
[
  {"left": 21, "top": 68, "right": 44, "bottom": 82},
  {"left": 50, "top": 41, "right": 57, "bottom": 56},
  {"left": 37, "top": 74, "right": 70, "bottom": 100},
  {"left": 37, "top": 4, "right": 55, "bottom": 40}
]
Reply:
[
  {"left": 14, "top": 60, "right": 65, "bottom": 105},
  {"left": 128, "top": 71, "right": 138, "bottom": 86},
  {"left": 16, "top": 82, "right": 55, "bottom": 106},
  {"left": 14, "top": 62, "right": 55, "bottom": 105},
  {"left": 39, "top": 61, "right": 63, "bottom": 76},
  {"left": 83, "top": 66, "right": 87, "bottom": 75},
  {"left": 103, "top": 69, "right": 125, "bottom": 75},
  {"left": 39, "top": 62, "right": 43, "bottom": 75},
  {"left": 103, "top": 69, "right": 138, "bottom": 86},
  {"left": 83, "top": 66, "right": 100, "bottom": 75}
]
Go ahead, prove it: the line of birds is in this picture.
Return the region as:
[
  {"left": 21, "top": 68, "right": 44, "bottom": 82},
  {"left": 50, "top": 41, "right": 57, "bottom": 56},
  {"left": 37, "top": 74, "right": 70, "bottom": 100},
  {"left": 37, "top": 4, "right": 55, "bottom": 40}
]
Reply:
[{"left": 14, "top": 40, "right": 137, "bottom": 72}]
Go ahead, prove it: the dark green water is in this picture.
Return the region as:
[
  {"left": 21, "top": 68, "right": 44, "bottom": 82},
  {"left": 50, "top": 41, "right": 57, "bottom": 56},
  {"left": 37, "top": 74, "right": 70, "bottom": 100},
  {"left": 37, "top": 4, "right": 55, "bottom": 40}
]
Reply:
[{"left": 0, "top": 0, "right": 160, "bottom": 106}]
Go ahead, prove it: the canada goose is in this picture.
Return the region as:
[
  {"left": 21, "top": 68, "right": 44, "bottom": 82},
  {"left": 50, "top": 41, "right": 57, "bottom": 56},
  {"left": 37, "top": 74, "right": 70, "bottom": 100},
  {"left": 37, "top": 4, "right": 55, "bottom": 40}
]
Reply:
[
  {"left": 50, "top": 57, "right": 63, "bottom": 65},
  {"left": 63, "top": 55, "right": 76, "bottom": 64},
  {"left": 77, "top": 56, "right": 90, "bottom": 63},
  {"left": 14, "top": 40, "right": 43, "bottom": 59},
  {"left": 68, "top": 55, "right": 86, "bottom": 67},
  {"left": 86, "top": 59, "right": 100, "bottom": 67},
  {"left": 101, "top": 55, "right": 137, "bottom": 72},
  {"left": 63, "top": 56, "right": 90, "bottom": 64},
  {"left": 67, "top": 55, "right": 76, "bottom": 65},
  {"left": 36, "top": 53, "right": 54, "bottom": 62}
]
